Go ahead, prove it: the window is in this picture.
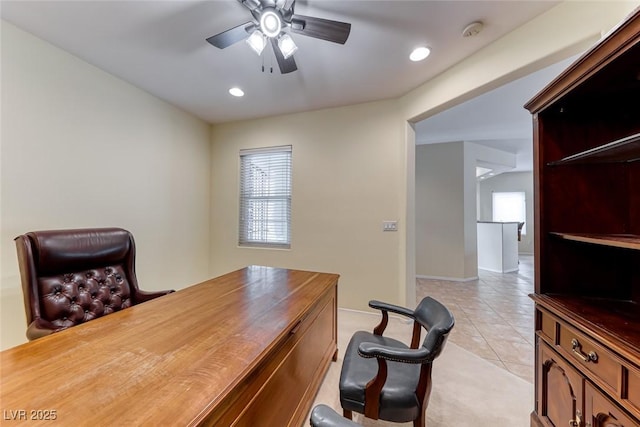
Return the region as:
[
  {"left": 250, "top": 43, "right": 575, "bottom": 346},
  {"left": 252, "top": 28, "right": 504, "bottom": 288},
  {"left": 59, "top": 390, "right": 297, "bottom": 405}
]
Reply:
[
  {"left": 492, "top": 191, "right": 526, "bottom": 235},
  {"left": 239, "top": 146, "right": 292, "bottom": 248}
]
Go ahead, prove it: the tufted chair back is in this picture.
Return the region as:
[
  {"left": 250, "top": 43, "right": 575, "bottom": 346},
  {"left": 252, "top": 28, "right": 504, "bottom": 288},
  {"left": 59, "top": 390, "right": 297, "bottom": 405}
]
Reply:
[{"left": 15, "top": 228, "right": 173, "bottom": 340}]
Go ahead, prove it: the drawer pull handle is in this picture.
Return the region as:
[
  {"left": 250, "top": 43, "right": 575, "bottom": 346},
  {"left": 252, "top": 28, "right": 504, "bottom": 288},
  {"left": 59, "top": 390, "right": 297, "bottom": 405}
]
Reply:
[
  {"left": 289, "top": 320, "right": 303, "bottom": 335},
  {"left": 571, "top": 338, "right": 598, "bottom": 363},
  {"left": 569, "top": 410, "right": 582, "bottom": 427}
]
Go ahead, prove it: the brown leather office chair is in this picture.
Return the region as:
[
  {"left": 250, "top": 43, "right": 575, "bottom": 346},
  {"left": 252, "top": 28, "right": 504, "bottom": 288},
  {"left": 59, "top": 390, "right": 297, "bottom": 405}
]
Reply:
[
  {"left": 15, "top": 227, "right": 174, "bottom": 340},
  {"left": 339, "top": 297, "right": 454, "bottom": 427}
]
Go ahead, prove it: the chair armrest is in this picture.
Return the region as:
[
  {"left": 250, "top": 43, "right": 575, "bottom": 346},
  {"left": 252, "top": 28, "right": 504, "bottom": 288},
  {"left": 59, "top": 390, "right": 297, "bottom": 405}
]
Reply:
[
  {"left": 369, "top": 300, "right": 414, "bottom": 336},
  {"left": 26, "top": 318, "right": 63, "bottom": 341},
  {"left": 358, "top": 341, "right": 433, "bottom": 364},
  {"left": 310, "top": 405, "right": 361, "bottom": 427},
  {"left": 369, "top": 300, "right": 415, "bottom": 319},
  {"left": 133, "top": 289, "right": 174, "bottom": 304}
]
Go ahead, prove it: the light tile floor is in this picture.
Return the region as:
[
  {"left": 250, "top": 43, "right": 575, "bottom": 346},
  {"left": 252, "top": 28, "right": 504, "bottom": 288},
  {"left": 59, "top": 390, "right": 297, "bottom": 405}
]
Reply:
[{"left": 416, "top": 255, "right": 535, "bottom": 383}]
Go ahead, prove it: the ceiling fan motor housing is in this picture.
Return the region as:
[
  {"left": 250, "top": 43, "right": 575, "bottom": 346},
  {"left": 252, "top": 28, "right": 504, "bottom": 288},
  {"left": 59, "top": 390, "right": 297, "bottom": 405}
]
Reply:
[
  {"left": 259, "top": 8, "right": 282, "bottom": 38},
  {"left": 206, "top": 0, "right": 351, "bottom": 74}
]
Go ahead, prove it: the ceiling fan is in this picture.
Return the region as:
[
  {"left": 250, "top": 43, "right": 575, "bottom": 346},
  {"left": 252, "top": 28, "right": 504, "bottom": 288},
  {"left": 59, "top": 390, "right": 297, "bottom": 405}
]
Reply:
[{"left": 206, "top": 0, "right": 351, "bottom": 74}]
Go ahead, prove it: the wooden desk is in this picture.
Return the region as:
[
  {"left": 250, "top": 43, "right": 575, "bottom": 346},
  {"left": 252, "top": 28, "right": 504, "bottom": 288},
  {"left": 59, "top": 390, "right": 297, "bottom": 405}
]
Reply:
[{"left": 1, "top": 266, "right": 339, "bottom": 426}]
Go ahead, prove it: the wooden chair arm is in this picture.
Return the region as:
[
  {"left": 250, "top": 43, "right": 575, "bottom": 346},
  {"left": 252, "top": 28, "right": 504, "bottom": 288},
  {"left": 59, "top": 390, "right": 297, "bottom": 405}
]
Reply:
[
  {"left": 26, "top": 317, "right": 61, "bottom": 341},
  {"left": 133, "top": 289, "right": 174, "bottom": 304},
  {"left": 369, "top": 300, "right": 414, "bottom": 336}
]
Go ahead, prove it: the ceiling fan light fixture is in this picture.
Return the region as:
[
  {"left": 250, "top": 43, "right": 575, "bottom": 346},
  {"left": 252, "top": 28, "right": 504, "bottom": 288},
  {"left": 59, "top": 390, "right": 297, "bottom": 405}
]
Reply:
[
  {"left": 246, "top": 30, "right": 267, "bottom": 55},
  {"left": 260, "top": 9, "right": 282, "bottom": 38},
  {"left": 410, "top": 46, "right": 431, "bottom": 62},
  {"left": 277, "top": 34, "right": 298, "bottom": 59}
]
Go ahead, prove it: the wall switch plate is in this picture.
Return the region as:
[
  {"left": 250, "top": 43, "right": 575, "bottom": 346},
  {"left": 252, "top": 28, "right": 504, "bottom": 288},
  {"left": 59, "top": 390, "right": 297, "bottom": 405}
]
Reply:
[{"left": 382, "top": 221, "right": 398, "bottom": 231}]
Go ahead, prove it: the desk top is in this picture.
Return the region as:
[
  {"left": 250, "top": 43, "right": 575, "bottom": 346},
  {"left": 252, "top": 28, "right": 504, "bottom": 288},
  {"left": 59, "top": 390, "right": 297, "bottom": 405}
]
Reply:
[{"left": 0, "top": 266, "right": 339, "bottom": 425}]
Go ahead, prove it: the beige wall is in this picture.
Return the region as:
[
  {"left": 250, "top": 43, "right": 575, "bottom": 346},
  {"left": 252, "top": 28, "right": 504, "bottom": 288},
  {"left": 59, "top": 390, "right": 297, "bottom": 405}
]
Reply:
[
  {"left": 0, "top": 22, "right": 212, "bottom": 350},
  {"left": 415, "top": 143, "right": 467, "bottom": 279},
  {"left": 210, "top": 101, "right": 406, "bottom": 311},
  {"left": 415, "top": 142, "right": 520, "bottom": 280},
  {"left": 478, "top": 171, "right": 535, "bottom": 254}
]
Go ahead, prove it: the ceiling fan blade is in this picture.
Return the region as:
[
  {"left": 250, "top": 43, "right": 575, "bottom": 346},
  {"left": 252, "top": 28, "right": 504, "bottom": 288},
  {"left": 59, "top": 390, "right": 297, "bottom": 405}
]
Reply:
[
  {"left": 206, "top": 22, "right": 255, "bottom": 49},
  {"left": 270, "top": 38, "right": 297, "bottom": 74},
  {"left": 279, "top": 0, "right": 295, "bottom": 21},
  {"left": 290, "top": 14, "right": 351, "bottom": 44},
  {"left": 239, "top": 0, "right": 261, "bottom": 12}
]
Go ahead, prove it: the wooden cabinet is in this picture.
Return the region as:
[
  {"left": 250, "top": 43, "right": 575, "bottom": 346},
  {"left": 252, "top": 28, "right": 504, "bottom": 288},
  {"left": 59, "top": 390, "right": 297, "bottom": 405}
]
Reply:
[
  {"left": 586, "top": 382, "right": 637, "bottom": 427},
  {"left": 538, "top": 341, "right": 584, "bottom": 427},
  {"left": 525, "top": 8, "right": 640, "bottom": 427}
]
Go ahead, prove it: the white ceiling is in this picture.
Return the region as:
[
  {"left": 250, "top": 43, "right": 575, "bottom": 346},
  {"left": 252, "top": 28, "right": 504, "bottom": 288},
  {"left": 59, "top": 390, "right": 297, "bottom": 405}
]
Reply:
[
  {"left": 1, "top": 0, "right": 559, "bottom": 124},
  {"left": 415, "top": 55, "right": 579, "bottom": 172}
]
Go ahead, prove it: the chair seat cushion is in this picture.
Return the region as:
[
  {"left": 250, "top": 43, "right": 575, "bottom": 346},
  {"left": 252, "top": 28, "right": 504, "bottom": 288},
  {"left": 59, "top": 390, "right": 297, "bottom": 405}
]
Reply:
[{"left": 339, "top": 330, "right": 421, "bottom": 422}]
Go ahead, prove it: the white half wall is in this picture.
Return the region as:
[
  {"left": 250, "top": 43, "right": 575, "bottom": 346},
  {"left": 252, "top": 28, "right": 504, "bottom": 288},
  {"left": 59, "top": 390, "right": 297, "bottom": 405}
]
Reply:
[{"left": 0, "top": 22, "right": 212, "bottom": 350}]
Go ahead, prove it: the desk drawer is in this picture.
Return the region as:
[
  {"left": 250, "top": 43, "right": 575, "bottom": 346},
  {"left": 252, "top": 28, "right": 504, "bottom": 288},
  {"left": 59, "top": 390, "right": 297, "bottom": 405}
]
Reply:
[
  {"left": 557, "top": 323, "right": 620, "bottom": 395},
  {"left": 232, "top": 290, "right": 337, "bottom": 426},
  {"left": 200, "top": 281, "right": 338, "bottom": 427}
]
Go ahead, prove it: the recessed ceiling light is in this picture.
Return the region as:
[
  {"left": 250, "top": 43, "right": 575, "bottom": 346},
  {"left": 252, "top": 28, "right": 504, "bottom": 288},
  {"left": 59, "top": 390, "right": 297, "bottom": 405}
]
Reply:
[
  {"left": 229, "top": 87, "right": 244, "bottom": 97},
  {"left": 410, "top": 46, "right": 431, "bottom": 62}
]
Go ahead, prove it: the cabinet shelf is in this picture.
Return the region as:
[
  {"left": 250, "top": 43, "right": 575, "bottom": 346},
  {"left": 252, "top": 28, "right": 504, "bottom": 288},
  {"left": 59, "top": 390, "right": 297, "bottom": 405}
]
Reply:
[
  {"left": 548, "top": 132, "right": 640, "bottom": 166},
  {"left": 550, "top": 232, "right": 640, "bottom": 250}
]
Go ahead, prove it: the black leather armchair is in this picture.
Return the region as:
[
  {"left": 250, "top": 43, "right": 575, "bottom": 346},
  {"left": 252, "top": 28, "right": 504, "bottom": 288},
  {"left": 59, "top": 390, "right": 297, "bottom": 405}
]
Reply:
[
  {"left": 339, "top": 297, "right": 454, "bottom": 427},
  {"left": 15, "top": 227, "right": 174, "bottom": 340}
]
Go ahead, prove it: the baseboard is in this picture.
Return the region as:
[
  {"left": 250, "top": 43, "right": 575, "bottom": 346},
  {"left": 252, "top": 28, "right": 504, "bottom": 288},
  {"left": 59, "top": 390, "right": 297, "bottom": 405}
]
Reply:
[
  {"left": 478, "top": 267, "right": 519, "bottom": 274},
  {"left": 416, "top": 275, "right": 479, "bottom": 282}
]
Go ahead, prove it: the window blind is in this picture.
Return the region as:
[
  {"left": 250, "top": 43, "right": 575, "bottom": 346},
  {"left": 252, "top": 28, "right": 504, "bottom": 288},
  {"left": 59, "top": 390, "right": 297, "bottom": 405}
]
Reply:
[{"left": 239, "top": 146, "right": 292, "bottom": 248}]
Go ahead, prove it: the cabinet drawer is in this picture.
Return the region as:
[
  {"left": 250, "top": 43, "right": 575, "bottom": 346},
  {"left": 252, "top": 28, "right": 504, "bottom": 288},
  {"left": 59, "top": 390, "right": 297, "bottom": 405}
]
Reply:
[
  {"left": 585, "top": 382, "right": 639, "bottom": 427},
  {"left": 536, "top": 307, "right": 556, "bottom": 343},
  {"left": 557, "top": 323, "right": 620, "bottom": 395}
]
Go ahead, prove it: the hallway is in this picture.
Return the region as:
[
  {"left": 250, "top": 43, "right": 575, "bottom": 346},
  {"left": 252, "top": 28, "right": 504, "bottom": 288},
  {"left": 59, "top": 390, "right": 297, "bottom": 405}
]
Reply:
[{"left": 417, "top": 255, "right": 535, "bottom": 382}]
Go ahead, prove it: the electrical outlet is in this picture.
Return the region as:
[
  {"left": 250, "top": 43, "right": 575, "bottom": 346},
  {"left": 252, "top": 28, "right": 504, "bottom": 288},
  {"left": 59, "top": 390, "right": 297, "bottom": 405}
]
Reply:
[{"left": 382, "top": 221, "right": 398, "bottom": 232}]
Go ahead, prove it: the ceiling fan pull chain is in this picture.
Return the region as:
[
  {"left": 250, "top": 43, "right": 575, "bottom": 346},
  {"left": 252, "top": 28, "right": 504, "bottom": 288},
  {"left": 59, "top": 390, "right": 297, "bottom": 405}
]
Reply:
[{"left": 270, "top": 47, "right": 274, "bottom": 73}]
